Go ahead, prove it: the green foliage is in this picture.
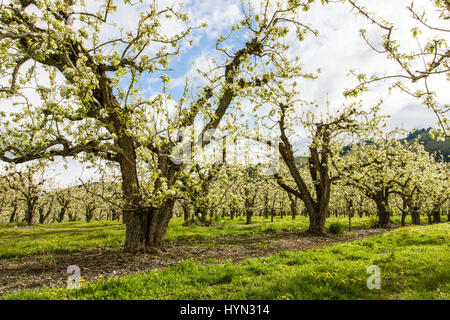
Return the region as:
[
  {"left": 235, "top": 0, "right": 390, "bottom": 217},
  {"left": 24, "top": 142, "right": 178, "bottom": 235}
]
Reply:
[
  {"left": 328, "top": 222, "right": 345, "bottom": 235},
  {"left": 342, "top": 128, "right": 449, "bottom": 162}
]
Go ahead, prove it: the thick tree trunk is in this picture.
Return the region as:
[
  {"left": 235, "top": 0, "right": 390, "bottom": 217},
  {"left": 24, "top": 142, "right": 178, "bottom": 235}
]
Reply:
[
  {"left": 244, "top": 187, "right": 256, "bottom": 225},
  {"left": 411, "top": 211, "right": 421, "bottom": 225},
  {"left": 276, "top": 126, "right": 333, "bottom": 236},
  {"left": 358, "top": 198, "right": 363, "bottom": 218},
  {"left": 348, "top": 200, "right": 354, "bottom": 231},
  {"left": 148, "top": 200, "right": 176, "bottom": 248},
  {"left": 9, "top": 203, "right": 18, "bottom": 223},
  {"left": 24, "top": 207, "right": 33, "bottom": 225},
  {"left": 288, "top": 194, "right": 297, "bottom": 220},
  {"left": 123, "top": 209, "right": 149, "bottom": 254},
  {"left": 308, "top": 209, "right": 327, "bottom": 235},
  {"left": 376, "top": 203, "right": 390, "bottom": 228},
  {"left": 38, "top": 207, "right": 44, "bottom": 224},
  {"left": 270, "top": 194, "right": 277, "bottom": 222},
  {"left": 9, "top": 211, "right": 16, "bottom": 223},
  {"left": 182, "top": 203, "right": 191, "bottom": 222},
  {"left": 246, "top": 209, "right": 253, "bottom": 225},
  {"left": 411, "top": 206, "right": 421, "bottom": 225},
  {"left": 57, "top": 206, "right": 67, "bottom": 222},
  {"left": 305, "top": 191, "right": 329, "bottom": 235},
  {"left": 400, "top": 211, "right": 407, "bottom": 227},
  {"left": 24, "top": 198, "right": 37, "bottom": 226},
  {"left": 306, "top": 182, "right": 330, "bottom": 235},
  {"left": 57, "top": 199, "right": 71, "bottom": 222},
  {"left": 432, "top": 208, "right": 441, "bottom": 224},
  {"left": 119, "top": 135, "right": 177, "bottom": 253},
  {"left": 400, "top": 197, "right": 408, "bottom": 227},
  {"left": 349, "top": 212, "right": 352, "bottom": 231},
  {"left": 38, "top": 206, "right": 52, "bottom": 224},
  {"left": 85, "top": 209, "right": 95, "bottom": 222},
  {"left": 374, "top": 194, "right": 390, "bottom": 228},
  {"left": 263, "top": 191, "right": 269, "bottom": 219},
  {"left": 116, "top": 123, "right": 160, "bottom": 250},
  {"left": 123, "top": 201, "right": 176, "bottom": 253}
]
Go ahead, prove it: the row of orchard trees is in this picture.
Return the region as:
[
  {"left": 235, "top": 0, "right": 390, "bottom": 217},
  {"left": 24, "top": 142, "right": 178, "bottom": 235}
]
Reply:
[
  {"left": 0, "top": 144, "right": 449, "bottom": 227},
  {"left": 0, "top": 165, "right": 122, "bottom": 224},
  {"left": 170, "top": 136, "right": 449, "bottom": 230},
  {"left": 0, "top": 133, "right": 448, "bottom": 232},
  {"left": 0, "top": 0, "right": 448, "bottom": 253}
]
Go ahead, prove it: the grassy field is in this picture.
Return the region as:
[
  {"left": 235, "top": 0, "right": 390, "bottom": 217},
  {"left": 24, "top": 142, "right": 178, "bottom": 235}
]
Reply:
[
  {"left": 2, "top": 223, "right": 448, "bottom": 300},
  {"left": 0, "top": 215, "right": 400, "bottom": 260}
]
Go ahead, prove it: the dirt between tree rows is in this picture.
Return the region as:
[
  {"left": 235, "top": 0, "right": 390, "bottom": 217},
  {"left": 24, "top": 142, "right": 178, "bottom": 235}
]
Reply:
[
  {"left": 0, "top": 226, "right": 392, "bottom": 296},
  {"left": 1, "top": 225, "right": 120, "bottom": 240}
]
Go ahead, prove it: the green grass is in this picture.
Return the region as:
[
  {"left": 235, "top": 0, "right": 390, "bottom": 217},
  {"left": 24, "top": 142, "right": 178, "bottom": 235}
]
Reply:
[
  {"left": 0, "top": 221, "right": 124, "bottom": 259},
  {"left": 0, "top": 220, "right": 119, "bottom": 237},
  {"left": 0, "top": 216, "right": 372, "bottom": 260},
  {"left": 0, "top": 215, "right": 447, "bottom": 260},
  {"left": 2, "top": 223, "right": 449, "bottom": 300}
]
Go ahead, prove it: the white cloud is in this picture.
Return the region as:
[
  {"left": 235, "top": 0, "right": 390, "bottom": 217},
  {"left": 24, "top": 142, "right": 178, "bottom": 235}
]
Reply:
[
  {"left": 2, "top": 0, "right": 448, "bottom": 186},
  {"left": 185, "top": 0, "right": 243, "bottom": 39},
  {"left": 281, "top": 0, "right": 448, "bottom": 126}
]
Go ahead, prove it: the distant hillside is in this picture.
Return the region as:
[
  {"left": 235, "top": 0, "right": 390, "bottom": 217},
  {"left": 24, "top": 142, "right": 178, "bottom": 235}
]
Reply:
[
  {"left": 304, "top": 128, "right": 449, "bottom": 164},
  {"left": 402, "top": 128, "right": 449, "bottom": 162}
]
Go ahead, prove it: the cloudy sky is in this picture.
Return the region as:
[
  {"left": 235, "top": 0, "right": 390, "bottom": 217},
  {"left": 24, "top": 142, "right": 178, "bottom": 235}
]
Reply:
[
  {"left": 131, "top": 0, "right": 446, "bottom": 133},
  {"left": 1, "top": 0, "right": 448, "bottom": 186}
]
